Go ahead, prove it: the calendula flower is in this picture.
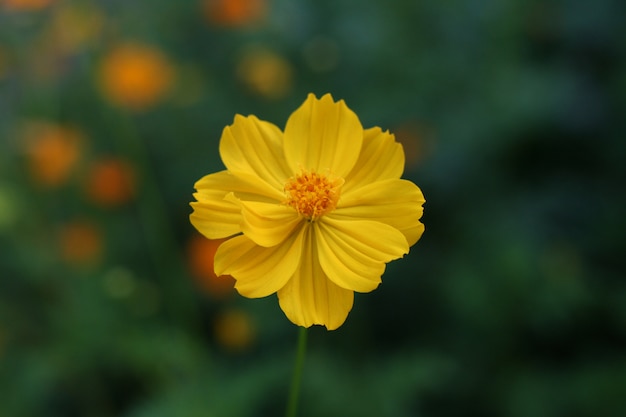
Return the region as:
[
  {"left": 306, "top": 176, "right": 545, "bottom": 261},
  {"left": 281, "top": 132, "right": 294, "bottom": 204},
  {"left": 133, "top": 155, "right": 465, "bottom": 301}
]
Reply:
[{"left": 190, "top": 93, "right": 425, "bottom": 330}]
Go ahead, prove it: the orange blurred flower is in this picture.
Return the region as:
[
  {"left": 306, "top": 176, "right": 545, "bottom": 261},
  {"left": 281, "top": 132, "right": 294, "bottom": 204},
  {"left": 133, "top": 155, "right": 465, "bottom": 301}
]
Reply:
[
  {"left": 2, "top": 0, "right": 53, "bottom": 11},
  {"left": 85, "top": 158, "right": 135, "bottom": 207},
  {"left": 187, "top": 234, "right": 235, "bottom": 299},
  {"left": 202, "top": 0, "right": 267, "bottom": 27},
  {"left": 98, "top": 42, "right": 175, "bottom": 111},
  {"left": 23, "top": 122, "right": 83, "bottom": 188},
  {"left": 58, "top": 219, "right": 103, "bottom": 266},
  {"left": 214, "top": 309, "right": 255, "bottom": 352},
  {"left": 236, "top": 47, "right": 293, "bottom": 99}
]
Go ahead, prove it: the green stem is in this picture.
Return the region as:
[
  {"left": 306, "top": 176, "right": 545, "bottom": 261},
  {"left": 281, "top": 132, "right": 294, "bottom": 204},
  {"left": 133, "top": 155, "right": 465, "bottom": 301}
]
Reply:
[{"left": 285, "top": 326, "right": 308, "bottom": 417}]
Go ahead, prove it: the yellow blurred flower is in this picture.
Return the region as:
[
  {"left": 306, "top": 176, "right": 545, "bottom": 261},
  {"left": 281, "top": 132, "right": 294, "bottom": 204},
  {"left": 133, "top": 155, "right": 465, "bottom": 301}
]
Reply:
[
  {"left": 237, "top": 47, "right": 293, "bottom": 99},
  {"left": 202, "top": 0, "right": 267, "bottom": 27},
  {"left": 190, "top": 93, "right": 425, "bottom": 330},
  {"left": 98, "top": 42, "right": 175, "bottom": 110},
  {"left": 23, "top": 122, "right": 83, "bottom": 188},
  {"left": 214, "top": 309, "right": 255, "bottom": 352},
  {"left": 49, "top": 3, "right": 104, "bottom": 55}
]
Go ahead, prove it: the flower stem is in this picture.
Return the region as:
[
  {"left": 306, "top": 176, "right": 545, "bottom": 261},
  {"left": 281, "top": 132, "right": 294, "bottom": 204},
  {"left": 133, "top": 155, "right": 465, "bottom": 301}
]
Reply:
[{"left": 285, "top": 326, "right": 308, "bottom": 417}]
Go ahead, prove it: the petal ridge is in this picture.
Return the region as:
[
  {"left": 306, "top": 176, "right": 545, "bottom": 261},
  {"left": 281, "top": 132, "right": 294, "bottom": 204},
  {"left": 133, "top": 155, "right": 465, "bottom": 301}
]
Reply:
[
  {"left": 343, "top": 127, "right": 405, "bottom": 193},
  {"left": 277, "top": 226, "right": 354, "bottom": 330},
  {"left": 315, "top": 222, "right": 385, "bottom": 292},
  {"left": 336, "top": 179, "right": 425, "bottom": 246},
  {"left": 235, "top": 198, "right": 303, "bottom": 247}
]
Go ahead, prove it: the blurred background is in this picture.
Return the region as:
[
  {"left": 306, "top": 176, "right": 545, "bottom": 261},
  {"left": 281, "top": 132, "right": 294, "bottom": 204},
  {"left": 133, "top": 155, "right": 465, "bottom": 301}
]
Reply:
[{"left": 1, "top": 0, "right": 625, "bottom": 416}]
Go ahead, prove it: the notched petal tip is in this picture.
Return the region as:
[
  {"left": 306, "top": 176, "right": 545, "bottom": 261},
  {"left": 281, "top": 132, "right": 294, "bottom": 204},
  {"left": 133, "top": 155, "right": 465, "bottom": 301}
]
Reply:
[
  {"left": 219, "top": 113, "right": 290, "bottom": 191},
  {"left": 284, "top": 92, "right": 363, "bottom": 177},
  {"left": 342, "top": 128, "right": 405, "bottom": 192},
  {"left": 277, "top": 277, "right": 354, "bottom": 331}
]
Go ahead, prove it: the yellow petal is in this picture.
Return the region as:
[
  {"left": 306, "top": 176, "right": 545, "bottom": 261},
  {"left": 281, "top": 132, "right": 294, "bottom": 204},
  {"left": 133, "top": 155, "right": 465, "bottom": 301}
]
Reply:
[
  {"left": 190, "top": 170, "right": 288, "bottom": 239},
  {"left": 219, "top": 114, "right": 291, "bottom": 191},
  {"left": 342, "top": 127, "right": 404, "bottom": 194},
  {"left": 190, "top": 171, "right": 243, "bottom": 239},
  {"left": 336, "top": 179, "right": 425, "bottom": 246},
  {"left": 283, "top": 93, "right": 362, "bottom": 177},
  {"left": 314, "top": 223, "right": 385, "bottom": 293},
  {"left": 235, "top": 198, "right": 303, "bottom": 247},
  {"left": 214, "top": 227, "right": 304, "bottom": 298},
  {"left": 316, "top": 218, "right": 409, "bottom": 292},
  {"left": 278, "top": 227, "right": 354, "bottom": 330},
  {"left": 228, "top": 170, "right": 286, "bottom": 202}
]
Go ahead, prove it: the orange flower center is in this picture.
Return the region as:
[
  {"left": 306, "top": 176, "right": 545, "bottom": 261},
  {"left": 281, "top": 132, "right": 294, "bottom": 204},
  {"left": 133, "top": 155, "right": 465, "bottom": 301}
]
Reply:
[{"left": 283, "top": 170, "right": 343, "bottom": 220}]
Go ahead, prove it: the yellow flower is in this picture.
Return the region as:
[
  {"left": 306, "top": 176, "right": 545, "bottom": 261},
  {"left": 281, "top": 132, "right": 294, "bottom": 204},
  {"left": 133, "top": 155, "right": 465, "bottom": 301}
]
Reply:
[
  {"left": 236, "top": 47, "right": 293, "bottom": 99},
  {"left": 190, "top": 93, "right": 425, "bottom": 330}
]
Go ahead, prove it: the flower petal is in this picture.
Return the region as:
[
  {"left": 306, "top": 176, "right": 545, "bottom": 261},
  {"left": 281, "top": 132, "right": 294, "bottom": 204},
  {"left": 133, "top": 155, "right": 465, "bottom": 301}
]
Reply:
[
  {"left": 234, "top": 198, "right": 303, "bottom": 247},
  {"left": 190, "top": 170, "right": 289, "bottom": 239},
  {"left": 316, "top": 217, "right": 409, "bottom": 292},
  {"left": 278, "top": 227, "right": 354, "bottom": 330},
  {"left": 314, "top": 223, "right": 384, "bottom": 293},
  {"left": 335, "top": 179, "right": 425, "bottom": 246},
  {"left": 343, "top": 127, "right": 404, "bottom": 194},
  {"left": 190, "top": 171, "right": 243, "bottom": 239},
  {"left": 214, "top": 226, "right": 304, "bottom": 298},
  {"left": 283, "top": 93, "right": 362, "bottom": 177},
  {"left": 219, "top": 114, "right": 291, "bottom": 190}
]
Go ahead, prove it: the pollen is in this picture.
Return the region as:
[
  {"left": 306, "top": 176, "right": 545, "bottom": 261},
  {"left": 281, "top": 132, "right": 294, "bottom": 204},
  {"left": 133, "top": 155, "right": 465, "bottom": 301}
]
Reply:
[{"left": 284, "top": 170, "right": 344, "bottom": 220}]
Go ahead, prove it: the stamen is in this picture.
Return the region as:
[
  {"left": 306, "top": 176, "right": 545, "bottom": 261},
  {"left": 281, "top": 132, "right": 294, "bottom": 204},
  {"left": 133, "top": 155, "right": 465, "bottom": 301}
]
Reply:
[{"left": 283, "top": 170, "right": 343, "bottom": 220}]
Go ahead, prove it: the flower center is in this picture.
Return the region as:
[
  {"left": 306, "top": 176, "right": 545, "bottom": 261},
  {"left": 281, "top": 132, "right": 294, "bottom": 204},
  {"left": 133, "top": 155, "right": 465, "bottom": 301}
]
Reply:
[{"left": 283, "top": 170, "right": 344, "bottom": 220}]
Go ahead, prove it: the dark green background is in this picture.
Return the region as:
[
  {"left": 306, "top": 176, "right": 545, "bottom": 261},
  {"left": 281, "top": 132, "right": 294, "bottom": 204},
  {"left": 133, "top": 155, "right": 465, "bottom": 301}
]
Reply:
[{"left": 1, "top": 0, "right": 625, "bottom": 416}]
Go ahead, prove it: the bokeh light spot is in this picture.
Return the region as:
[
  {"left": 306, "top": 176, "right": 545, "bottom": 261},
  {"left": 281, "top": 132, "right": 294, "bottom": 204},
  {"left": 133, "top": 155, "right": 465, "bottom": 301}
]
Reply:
[
  {"left": 84, "top": 158, "right": 135, "bottom": 207},
  {"left": 98, "top": 42, "right": 175, "bottom": 111},
  {"left": 202, "top": 0, "right": 267, "bottom": 27},
  {"left": 103, "top": 267, "right": 136, "bottom": 299},
  {"left": 236, "top": 47, "right": 293, "bottom": 99},
  {"left": 23, "top": 122, "right": 83, "bottom": 188},
  {"left": 59, "top": 219, "right": 103, "bottom": 267}
]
